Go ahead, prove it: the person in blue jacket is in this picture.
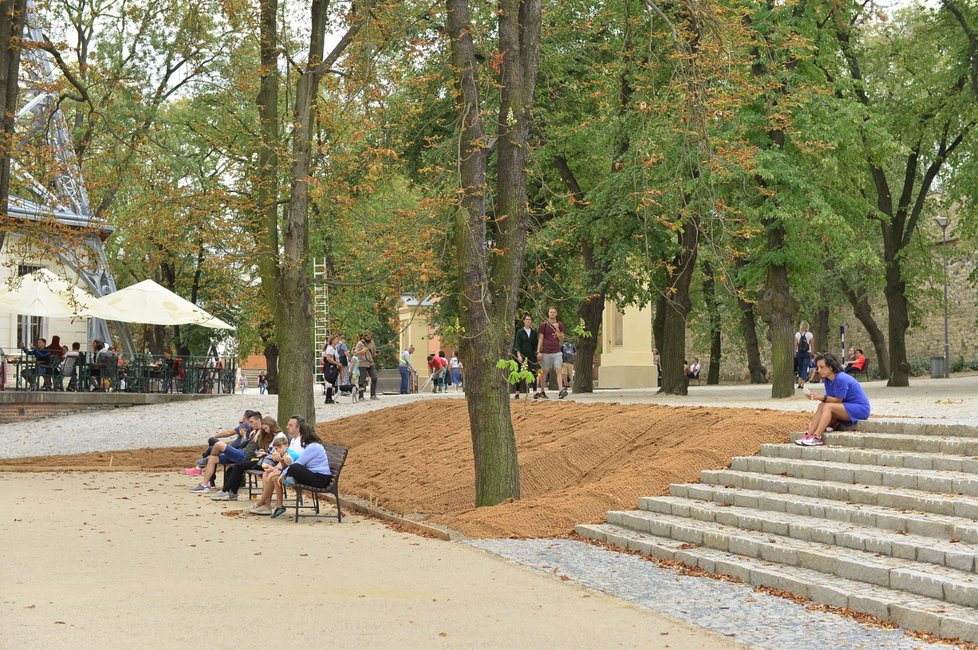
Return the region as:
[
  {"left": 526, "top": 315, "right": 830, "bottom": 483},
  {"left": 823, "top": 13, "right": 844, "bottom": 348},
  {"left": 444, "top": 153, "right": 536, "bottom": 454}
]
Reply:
[
  {"left": 797, "top": 352, "right": 871, "bottom": 447},
  {"left": 22, "top": 338, "right": 53, "bottom": 390}
]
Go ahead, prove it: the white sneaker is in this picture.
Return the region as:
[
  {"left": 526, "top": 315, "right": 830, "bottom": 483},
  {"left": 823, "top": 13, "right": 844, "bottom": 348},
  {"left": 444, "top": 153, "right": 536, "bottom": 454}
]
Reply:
[{"left": 210, "top": 491, "right": 237, "bottom": 501}]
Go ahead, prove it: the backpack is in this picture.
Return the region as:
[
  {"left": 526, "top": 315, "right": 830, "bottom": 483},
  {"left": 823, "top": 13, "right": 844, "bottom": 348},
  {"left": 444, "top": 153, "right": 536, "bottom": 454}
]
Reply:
[
  {"left": 797, "top": 332, "right": 810, "bottom": 354},
  {"left": 561, "top": 341, "right": 576, "bottom": 363}
]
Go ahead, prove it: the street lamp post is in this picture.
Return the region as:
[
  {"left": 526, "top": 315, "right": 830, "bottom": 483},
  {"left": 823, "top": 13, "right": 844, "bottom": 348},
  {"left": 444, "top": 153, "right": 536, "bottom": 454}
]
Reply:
[{"left": 935, "top": 216, "right": 951, "bottom": 378}]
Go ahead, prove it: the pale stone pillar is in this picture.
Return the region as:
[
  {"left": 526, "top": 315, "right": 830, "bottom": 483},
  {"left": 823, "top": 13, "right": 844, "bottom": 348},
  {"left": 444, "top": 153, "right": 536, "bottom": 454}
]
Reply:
[{"left": 597, "top": 299, "right": 656, "bottom": 388}]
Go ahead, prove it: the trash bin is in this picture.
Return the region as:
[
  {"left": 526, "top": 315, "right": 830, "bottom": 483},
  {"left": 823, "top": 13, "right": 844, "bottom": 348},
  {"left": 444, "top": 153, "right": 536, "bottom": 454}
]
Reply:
[{"left": 931, "top": 356, "right": 948, "bottom": 379}]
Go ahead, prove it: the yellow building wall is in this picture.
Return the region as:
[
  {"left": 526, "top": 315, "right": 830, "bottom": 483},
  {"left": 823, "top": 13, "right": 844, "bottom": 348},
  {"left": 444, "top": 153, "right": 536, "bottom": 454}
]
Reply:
[
  {"left": 398, "top": 300, "right": 436, "bottom": 377},
  {"left": 597, "top": 299, "right": 656, "bottom": 389}
]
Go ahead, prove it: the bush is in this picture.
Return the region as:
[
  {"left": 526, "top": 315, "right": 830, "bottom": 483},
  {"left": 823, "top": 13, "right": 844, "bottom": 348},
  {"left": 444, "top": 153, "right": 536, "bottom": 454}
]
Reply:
[
  {"left": 951, "top": 355, "right": 968, "bottom": 373},
  {"left": 908, "top": 357, "right": 931, "bottom": 377}
]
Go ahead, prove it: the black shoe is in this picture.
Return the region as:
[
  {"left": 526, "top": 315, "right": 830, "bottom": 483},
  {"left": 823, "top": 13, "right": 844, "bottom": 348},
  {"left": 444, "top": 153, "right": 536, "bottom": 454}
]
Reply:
[
  {"left": 324, "top": 398, "right": 335, "bottom": 404},
  {"left": 558, "top": 388, "right": 568, "bottom": 399},
  {"left": 514, "top": 393, "right": 520, "bottom": 400},
  {"left": 533, "top": 392, "right": 548, "bottom": 400}
]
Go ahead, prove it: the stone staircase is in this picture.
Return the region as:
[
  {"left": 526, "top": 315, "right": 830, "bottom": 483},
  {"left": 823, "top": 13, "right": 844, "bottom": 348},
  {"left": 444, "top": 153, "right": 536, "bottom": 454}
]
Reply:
[{"left": 576, "top": 421, "right": 978, "bottom": 643}]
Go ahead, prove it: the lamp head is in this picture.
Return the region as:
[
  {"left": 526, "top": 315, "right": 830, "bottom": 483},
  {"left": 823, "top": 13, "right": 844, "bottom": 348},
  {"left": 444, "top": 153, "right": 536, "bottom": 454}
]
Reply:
[{"left": 935, "top": 216, "right": 950, "bottom": 231}]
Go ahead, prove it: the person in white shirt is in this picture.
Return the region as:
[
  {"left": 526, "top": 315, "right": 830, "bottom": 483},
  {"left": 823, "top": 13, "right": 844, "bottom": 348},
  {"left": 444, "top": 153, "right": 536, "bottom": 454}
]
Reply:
[
  {"left": 449, "top": 352, "right": 463, "bottom": 392},
  {"left": 323, "top": 336, "right": 342, "bottom": 404}
]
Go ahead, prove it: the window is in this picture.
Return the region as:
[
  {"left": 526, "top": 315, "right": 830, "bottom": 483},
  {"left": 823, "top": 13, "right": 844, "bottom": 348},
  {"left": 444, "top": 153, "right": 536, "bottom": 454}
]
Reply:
[
  {"left": 613, "top": 308, "right": 624, "bottom": 348},
  {"left": 16, "top": 264, "right": 44, "bottom": 349}
]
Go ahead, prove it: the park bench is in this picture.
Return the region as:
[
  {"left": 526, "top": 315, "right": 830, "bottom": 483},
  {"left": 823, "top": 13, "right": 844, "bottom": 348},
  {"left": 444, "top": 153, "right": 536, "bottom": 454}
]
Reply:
[{"left": 244, "top": 443, "right": 349, "bottom": 523}]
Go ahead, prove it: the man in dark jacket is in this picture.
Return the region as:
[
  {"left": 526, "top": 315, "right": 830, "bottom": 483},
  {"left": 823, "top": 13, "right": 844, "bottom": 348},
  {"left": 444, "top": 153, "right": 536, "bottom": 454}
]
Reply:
[
  {"left": 512, "top": 313, "right": 538, "bottom": 398},
  {"left": 22, "top": 337, "right": 52, "bottom": 390}
]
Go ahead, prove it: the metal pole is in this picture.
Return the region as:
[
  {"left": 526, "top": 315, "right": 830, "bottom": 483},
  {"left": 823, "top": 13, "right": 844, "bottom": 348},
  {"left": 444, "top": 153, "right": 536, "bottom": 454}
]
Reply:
[{"left": 942, "top": 226, "right": 950, "bottom": 377}]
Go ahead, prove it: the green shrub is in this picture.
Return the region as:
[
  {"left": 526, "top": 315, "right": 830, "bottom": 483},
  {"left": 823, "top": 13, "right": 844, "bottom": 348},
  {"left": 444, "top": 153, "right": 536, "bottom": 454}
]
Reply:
[
  {"left": 952, "top": 355, "right": 967, "bottom": 373},
  {"left": 908, "top": 357, "right": 931, "bottom": 377}
]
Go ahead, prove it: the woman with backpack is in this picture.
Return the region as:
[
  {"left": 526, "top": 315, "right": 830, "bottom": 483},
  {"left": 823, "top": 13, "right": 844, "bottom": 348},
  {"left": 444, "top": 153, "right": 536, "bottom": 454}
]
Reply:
[{"left": 795, "top": 321, "right": 814, "bottom": 390}]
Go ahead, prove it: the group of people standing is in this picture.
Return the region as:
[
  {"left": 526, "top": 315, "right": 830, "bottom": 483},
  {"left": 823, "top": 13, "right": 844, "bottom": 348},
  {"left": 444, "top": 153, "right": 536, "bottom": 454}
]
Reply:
[
  {"left": 513, "top": 307, "right": 574, "bottom": 400},
  {"left": 321, "top": 331, "right": 380, "bottom": 403}
]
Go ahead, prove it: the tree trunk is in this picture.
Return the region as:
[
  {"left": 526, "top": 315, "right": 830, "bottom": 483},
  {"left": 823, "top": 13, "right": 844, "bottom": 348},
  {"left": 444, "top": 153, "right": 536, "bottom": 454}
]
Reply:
[
  {"left": 573, "top": 279, "right": 604, "bottom": 393},
  {"left": 841, "top": 284, "right": 889, "bottom": 379},
  {"left": 653, "top": 293, "right": 666, "bottom": 358},
  {"left": 703, "top": 260, "right": 721, "bottom": 384},
  {"left": 659, "top": 216, "right": 700, "bottom": 395},
  {"left": 0, "top": 0, "right": 26, "bottom": 214},
  {"left": 883, "top": 257, "right": 911, "bottom": 386},
  {"left": 814, "top": 306, "right": 829, "bottom": 356},
  {"left": 263, "top": 343, "right": 279, "bottom": 395},
  {"left": 738, "top": 297, "right": 767, "bottom": 383},
  {"left": 757, "top": 222, "right": 799, "bottom": 398},
  {"left": 254, "top": 0, "right": 283, "bottom": 411},
  {"left": 276, "top": 0, "right": 328, "bottom": 425},
  {"left": 446, "top": 0, "right": 541, "bottom": 506}
]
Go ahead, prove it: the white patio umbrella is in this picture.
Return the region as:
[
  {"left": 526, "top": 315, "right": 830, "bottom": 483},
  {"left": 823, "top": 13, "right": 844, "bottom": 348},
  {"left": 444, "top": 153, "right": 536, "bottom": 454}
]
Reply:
[
  {"left": 96, "top": 279, "right": 234, "bottom": 330},
  {"left": 0, "top": 268, "right": 124, "bottom": 320}
]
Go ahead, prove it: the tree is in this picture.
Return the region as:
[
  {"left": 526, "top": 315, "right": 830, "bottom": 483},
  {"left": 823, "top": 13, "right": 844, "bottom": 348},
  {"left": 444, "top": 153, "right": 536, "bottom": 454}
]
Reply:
[
  {"left": 253, "top": 0, "right": 373, "bottom": 424},
  {"left": 445, "top": 0, "right": 542, "bottom": 506},
  {"left": 0, "top": 0, "right": 27, "bottom": 217},
  {"left": 829, "top": 3, "right": 974, "bottom": 386}
]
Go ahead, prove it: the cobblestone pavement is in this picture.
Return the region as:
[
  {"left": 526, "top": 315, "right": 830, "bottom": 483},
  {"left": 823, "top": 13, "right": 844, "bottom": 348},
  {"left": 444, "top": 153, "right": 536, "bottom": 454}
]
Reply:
[{"left": 465, "top": 538, "right": 951, "bottom": 650}]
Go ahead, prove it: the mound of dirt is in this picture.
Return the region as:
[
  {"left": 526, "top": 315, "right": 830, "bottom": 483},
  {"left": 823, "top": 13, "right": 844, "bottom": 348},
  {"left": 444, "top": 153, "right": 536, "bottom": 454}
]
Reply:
[
  {"left": 323, "top": 401, "right": 807, "bottom": 538},
  {"left": 0, "top": 400, "right": 808, "bottom": 538}
]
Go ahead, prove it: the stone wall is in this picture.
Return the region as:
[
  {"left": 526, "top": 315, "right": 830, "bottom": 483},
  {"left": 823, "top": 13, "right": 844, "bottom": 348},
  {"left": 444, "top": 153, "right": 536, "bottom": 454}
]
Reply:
[
  {"left": 688, "top": 249, "right": 977, "bottom": 382},
  {"left": 0, "top": 402, "right": 127, "bottom": 424}
]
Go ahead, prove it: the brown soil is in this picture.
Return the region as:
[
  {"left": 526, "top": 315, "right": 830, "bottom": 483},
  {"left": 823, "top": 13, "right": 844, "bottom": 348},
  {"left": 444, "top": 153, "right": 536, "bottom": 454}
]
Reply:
[{"left": 0, "top": 400, "right": 808, "bottom": 538}]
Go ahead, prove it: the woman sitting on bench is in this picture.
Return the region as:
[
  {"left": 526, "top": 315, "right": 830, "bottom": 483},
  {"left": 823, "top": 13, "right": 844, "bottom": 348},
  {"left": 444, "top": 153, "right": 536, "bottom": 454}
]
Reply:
[{"left": 248, "top": 422, "right": 332, "bottom": 517}]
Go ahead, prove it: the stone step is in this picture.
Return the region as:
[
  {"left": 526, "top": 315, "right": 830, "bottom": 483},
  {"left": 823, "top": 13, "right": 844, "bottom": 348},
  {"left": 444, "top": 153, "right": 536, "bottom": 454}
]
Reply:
[
  {"left": 728, "top": 455, "right": 978, "bottom": 497},
  {"left": 789, "top": 430, "right": 978, "bottom": 455},
  {"left": 637, "top": 495, "right": 978, "bottom": 573},
  {"left": 859, "top": 421, "right": 978, "bottom": 439},
  {"left": 761, "top": 443, "right": 978, "bottom": 475},
  {"left": 601, "top": 510, "right": 978, "bottom": 607},
  {"left": 700, "top": 469, "right": 978, "bottom": 519},
  {"left": 576, "top": 523, "right": 978, "bottom": 642},
  {"left": 666, "top": 483, "right": 978, "bottom": 543}
]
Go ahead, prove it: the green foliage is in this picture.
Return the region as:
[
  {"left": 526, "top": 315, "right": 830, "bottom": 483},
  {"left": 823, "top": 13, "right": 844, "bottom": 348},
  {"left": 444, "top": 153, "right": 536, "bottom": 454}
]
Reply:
[
  {"left": 571, "top": 320, "right": 592, "bottom": 339},
  {"left": 496, "top": 358, "right": 537, "bottom": 387}
]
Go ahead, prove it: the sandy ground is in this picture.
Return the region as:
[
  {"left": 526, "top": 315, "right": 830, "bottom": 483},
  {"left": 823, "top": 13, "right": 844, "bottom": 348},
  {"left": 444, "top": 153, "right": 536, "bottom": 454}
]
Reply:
[
  {"left": 0, "top": 471, "right": 742, "bottom": 649},
  {"left": 0, "top": 401, "right": 808, "bottom": 538}
]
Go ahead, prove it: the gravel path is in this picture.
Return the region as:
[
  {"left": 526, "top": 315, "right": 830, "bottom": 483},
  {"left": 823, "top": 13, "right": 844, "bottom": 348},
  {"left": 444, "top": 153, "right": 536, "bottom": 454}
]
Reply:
[
  {"left": 0, "top": 390, "right": 465, "bottom": 460},
  {"left": 465, "top": 538, "right": 949, "bottom": 650}
]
